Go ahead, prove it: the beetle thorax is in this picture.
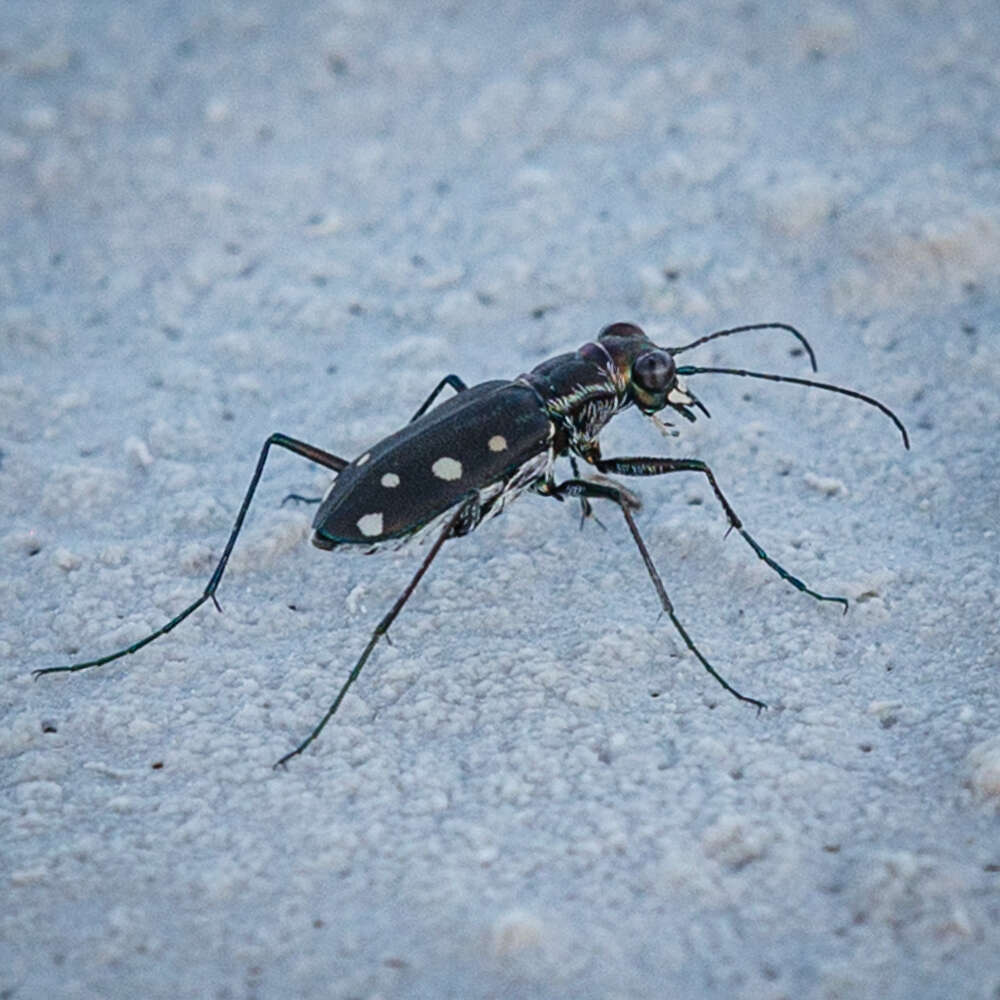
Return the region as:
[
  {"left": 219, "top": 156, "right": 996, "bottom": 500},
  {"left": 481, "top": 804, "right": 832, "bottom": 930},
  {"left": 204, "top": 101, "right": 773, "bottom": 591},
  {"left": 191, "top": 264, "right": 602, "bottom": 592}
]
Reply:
[
  {"left": 557, "top": 390, "right": 627, "bottom": 452},
  {"left": 557, "top": 341, "right": 631, "bottom": 452},
  {"left": 520, "top": 342, "right": 630, "bottom": 459}
]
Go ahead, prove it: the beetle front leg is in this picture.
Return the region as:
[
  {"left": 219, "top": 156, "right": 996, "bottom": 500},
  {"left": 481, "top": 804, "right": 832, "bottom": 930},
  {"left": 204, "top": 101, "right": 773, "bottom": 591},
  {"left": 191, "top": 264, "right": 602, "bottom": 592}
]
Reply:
[
  {"left": 548, "top": 476, "right": 766, "bottom": 711},
  {"left": 592, "top": 456, "right": 848, "bottom": 610},
  {"left": 568, "top": 456, "right": 603, "bottom": 529}
]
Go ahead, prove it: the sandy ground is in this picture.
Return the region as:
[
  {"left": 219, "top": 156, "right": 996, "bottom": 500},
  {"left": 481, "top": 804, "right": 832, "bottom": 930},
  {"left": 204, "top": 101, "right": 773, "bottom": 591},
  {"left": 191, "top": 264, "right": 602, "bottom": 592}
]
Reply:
[{"left": 2, "top": 2, "right": 999, "bottom": 998}]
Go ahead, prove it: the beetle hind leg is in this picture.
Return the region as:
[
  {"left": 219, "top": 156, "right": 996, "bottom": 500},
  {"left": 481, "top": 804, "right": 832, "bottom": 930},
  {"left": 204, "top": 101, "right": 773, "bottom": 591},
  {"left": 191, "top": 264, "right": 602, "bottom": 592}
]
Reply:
[{"left": 34, "top": 433, "right": 350, "bottom": 681}]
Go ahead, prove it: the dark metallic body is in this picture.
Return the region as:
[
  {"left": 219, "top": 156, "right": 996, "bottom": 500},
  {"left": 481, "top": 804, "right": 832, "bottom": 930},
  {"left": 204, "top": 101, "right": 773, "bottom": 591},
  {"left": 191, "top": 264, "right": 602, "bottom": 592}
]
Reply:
[
  {"left": 313, "top": 381, "right": 551, "bottom": 548},
  {"left": 311, "top": 343, "right": 631, "bottom": 551}
]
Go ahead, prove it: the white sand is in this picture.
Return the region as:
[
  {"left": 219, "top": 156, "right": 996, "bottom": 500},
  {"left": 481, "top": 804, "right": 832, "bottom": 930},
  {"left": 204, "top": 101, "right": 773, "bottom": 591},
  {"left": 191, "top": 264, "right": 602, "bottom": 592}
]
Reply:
[{"left": 3, "top": 3, "right": 999, "bottom": 998}]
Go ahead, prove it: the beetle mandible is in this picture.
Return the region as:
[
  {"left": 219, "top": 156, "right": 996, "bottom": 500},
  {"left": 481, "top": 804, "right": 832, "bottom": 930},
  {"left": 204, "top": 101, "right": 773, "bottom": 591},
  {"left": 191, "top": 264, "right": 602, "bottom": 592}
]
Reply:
[{"left": 35, "top": 322, "right": 910, "bottom": 767}]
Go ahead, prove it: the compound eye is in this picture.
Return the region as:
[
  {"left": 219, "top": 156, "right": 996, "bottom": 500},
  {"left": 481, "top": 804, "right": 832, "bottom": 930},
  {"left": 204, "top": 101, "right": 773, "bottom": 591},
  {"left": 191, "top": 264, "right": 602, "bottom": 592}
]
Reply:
[{"left": 633, "top": 350, "right": 675, "bottom": 392}]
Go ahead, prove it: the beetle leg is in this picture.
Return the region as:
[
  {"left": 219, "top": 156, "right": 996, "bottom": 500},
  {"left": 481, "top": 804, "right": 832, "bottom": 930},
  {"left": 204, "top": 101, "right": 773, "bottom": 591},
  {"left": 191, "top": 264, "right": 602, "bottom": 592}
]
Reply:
[
  {"left": 34, "top": 433, "right": 349, "bottom": 680},
  {"left": 568, "top": 456, "right": 603, "bottom": 529},
  {"left": 548, "top": 476, "right": 766, "bottom": 711},
  {"left": 275, "top": 497, "right": 474, "bottom": 767},
  {"left": 592, "top": 456, "right": 848, "bottom": 610},
  {"left": 280, "top": 493, "right": 322, "bottom": 507},
  {"left": 409, "top": 374, "right": 469, "bottom": 422}
]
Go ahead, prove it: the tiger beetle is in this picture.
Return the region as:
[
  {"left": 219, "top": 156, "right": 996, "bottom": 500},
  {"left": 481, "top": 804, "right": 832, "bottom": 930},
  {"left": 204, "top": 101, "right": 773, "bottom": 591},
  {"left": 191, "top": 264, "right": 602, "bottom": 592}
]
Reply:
[{"left": 35, "top": 322, "right": 909, "bottom": 768}]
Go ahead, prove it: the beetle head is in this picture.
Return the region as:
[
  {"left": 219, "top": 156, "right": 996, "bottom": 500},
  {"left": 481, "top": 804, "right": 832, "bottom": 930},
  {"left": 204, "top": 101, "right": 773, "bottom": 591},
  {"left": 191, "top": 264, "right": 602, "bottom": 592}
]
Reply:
[{"left": 597, "top": 322, "right": 703, "bottom": 422}]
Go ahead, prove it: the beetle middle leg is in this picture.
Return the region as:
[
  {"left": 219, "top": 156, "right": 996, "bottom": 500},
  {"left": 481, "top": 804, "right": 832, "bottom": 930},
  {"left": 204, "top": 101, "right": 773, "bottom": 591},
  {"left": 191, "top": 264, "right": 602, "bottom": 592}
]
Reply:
[
  {"left": 592, "top": 456, "right": 848, "bottom": 610},
  {"left": 282, "top": 376, "right": 472, "bottom": 507},
  {"left": 275, "top": 496, "right": 478, "bottom": 767},
  {"left": 548, "top": 477, "right": 766, "bottom": 711},
  {"left": 409, "top": 374, "right": 469, "bottom": 421}
]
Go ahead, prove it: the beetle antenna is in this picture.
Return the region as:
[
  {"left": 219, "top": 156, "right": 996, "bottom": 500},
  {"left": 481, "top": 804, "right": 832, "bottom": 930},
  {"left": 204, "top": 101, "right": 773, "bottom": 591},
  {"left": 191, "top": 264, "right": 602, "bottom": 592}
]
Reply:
[
  {"left": 670, "top": 323, "right": 818, "bottom": 372},
  {"left": 675, "top": 365, "right": 910, "bottom": 449}
]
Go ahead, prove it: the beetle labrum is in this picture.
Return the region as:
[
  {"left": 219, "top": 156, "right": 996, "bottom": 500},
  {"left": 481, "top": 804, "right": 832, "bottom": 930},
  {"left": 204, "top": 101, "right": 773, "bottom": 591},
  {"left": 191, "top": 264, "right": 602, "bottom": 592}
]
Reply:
[{"left": 36, "top": 322, "right": 909, "bottom": 767}]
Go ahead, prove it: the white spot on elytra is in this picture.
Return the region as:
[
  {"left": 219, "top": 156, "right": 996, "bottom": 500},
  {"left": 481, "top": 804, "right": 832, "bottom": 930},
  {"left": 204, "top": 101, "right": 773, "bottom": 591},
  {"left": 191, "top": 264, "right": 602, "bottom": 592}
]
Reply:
[
  {"left": 356, "top": 452, "right": 371, "bottom": 466},
  {"left": 488, "top": 435, "right": 507, "bottom": 453},
  {"left": 356, "top": 512, "right": 383, "bottom": 537},
  {"left": 431, "top": 456, "right": 462, "bottom": 481},
  {"left": 381, "top": 472, "right": 400, "bottom": 488}
]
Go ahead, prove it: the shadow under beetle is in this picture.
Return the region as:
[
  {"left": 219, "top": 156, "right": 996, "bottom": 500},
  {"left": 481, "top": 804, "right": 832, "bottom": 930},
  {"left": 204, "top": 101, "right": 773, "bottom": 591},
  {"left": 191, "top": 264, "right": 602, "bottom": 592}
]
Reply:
[{"left": 36, "top": 322, "right": 910, "bottom": 767}]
